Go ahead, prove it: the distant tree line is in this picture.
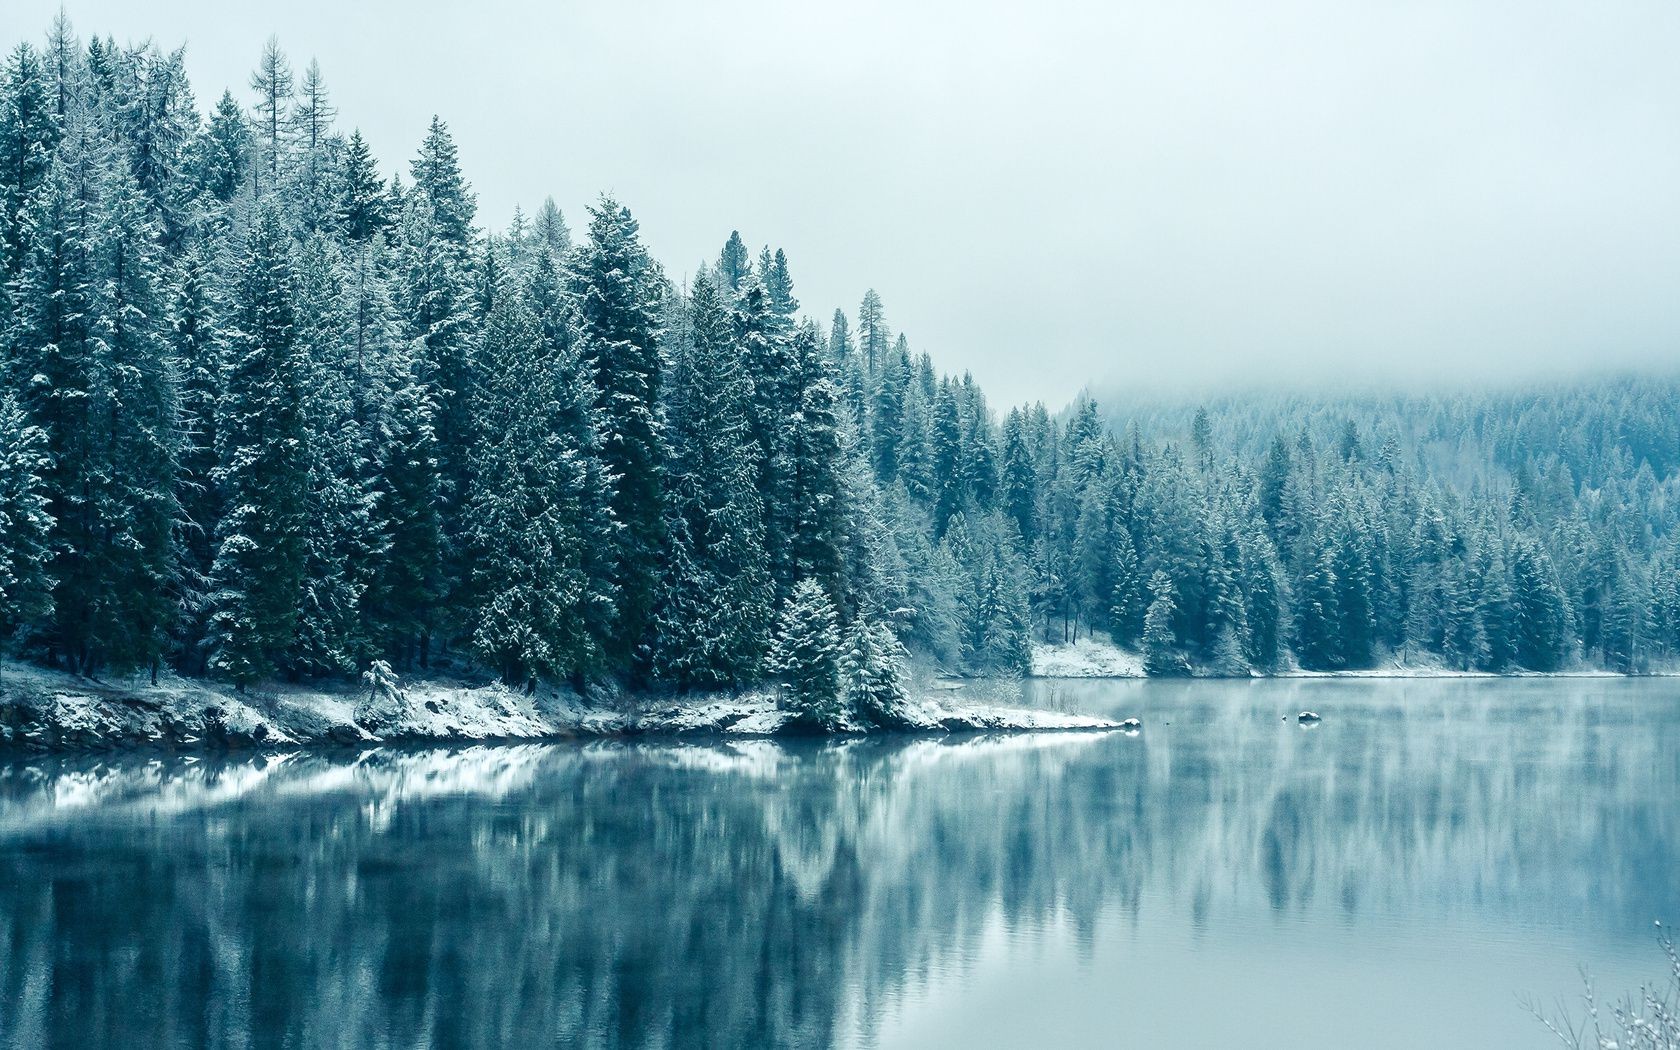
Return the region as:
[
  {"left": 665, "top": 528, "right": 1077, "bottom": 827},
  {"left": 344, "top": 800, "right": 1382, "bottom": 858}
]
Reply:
[{"left": 0, "top": 19, "right": 1675, "bottom": 710}]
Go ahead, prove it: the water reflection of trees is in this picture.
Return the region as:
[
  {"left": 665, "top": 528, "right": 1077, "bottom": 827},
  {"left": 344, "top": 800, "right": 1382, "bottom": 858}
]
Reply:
[{"left": 0, "top": 683, "right": 1673, "bottom": 1049}]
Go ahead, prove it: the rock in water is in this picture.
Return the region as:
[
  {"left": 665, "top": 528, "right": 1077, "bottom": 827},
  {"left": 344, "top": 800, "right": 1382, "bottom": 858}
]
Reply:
[
  {"left": 1297, "top": 710, "right": 1321, "bottom": 724},
  {"left": 1120, "top": 717, "right": 1143, "bottom": 734}
]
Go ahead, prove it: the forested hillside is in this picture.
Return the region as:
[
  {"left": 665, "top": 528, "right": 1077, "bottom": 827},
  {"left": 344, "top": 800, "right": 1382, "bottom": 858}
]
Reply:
[{"left": 0, "top": 19, "right": 1676, "bottom": 703}]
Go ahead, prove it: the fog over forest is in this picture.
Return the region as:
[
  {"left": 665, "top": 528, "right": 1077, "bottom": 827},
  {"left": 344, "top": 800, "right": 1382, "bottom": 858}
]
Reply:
[{"left": 9, "top": 0, "right": 1679, "bottom": 405}]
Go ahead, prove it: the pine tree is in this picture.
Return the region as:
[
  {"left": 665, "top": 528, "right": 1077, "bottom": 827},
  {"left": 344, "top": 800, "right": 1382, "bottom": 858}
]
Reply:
[
  {"left": 857, "top": 288, "right": 888, "bottom": 374},
  {"left": 338, "top": 130, "right": 388, "bottom": 242},
  {"left": 89, "top": 162, "right": 180, "bottom": 673},
  {"left": 461, "top": 291, "right": 599, "bottom": 688},
  {"left": 397, "top": 195, "right": 476, "bottom": 635},
  {"left": 652, "top": 271, "right": 771, "bottom": 688},
  {"left": 1511, "top": 538, "right": 1572, "bottom": 671},
  {"left": 1294, "top": 547, "right": 1342, "bottom": 670},
  {"left": 0, "top": 43, "right": 57, "bottom": 296},
  {"left": 1330, "top": 514, "right": 1376, "bottom": 668},
  {"left": 781, "top": 327, "right": 851, "bottom": 602},
  {"left": 764, "top": 248, "right": 798, "bottom": 319},
  {"left": 366, "top": 355, "right": 442, "bottom": 668},
  {"left": 571, "top": 196, "right": 665, "bottom": 673},
  {"left": 288, "top": 58, "right": 336, "bottom": 229},
  {"left": 532, "top": 196, "right": 570, "bottom": 261},
  {"left": 208, "top": 203, "right": 311, "bottom": 686},
  {"left": 410, "top": 116, "right": 475, "bottom": 250},
  {"left": 1142, "top": 570, "right": 1186, "bottom": 676},
  {"left": 286, "top": 233, "right": 368, "bottom": 676},
  {"left": 838, "top": 618, "right": 911, "bottom": 725},
  {"left": 0, "top": 393, "right": 54, "bottom": 667},
  {"left": 1239, "top": 534, "right": 1284, "bottom": 671},
  {"left": 7, "top": 102, "right": 100, "bottom": 669},
  {"left": 717, "top": 230, "right": 750, "bottom": 293},
  {"left": 768, "top": 578, "right": 842, "bottom": 726},
  {"left": 195, "top": 90, "right": 250, "bottom": 204},
  {"left": 1109, "top": 524, "right": 1146, "bottom": 646}
]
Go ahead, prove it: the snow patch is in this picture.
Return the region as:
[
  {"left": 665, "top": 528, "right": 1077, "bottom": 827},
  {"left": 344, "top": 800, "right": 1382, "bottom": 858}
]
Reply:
[{"left": 1031, "top": 638, "right": 1145, "bottom": 678}]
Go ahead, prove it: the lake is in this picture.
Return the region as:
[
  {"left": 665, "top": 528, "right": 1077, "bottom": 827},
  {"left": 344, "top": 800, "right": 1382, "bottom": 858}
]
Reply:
[{"left": 0, "top": 678, "right": 1674, "bottom": 1048}]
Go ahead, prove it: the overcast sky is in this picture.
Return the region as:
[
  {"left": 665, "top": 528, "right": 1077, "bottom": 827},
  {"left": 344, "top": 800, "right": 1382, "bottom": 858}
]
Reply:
[{"left": 10, "top": 1, "right": 1680, "bottom": 406}]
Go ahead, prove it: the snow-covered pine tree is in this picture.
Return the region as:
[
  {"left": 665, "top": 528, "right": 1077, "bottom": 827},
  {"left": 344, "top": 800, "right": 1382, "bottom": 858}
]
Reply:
[
  {"left": 1142, "top": 570, "right": 1187, "bottom": 676},
  {"left": 208, "top": 202, "right": 311, "bottom": 686},
  {"left": 287, "top": 58, "right": 337, "bottom": 232},
  {"left": 0, "top": 392, "right": 54, "bottom": 669},
  {"left": 461, "top": 289, "right": 597, "bottom": 689},
  {"left": 410, "top": 116, "right": 474, "bottom": 253},
  {"left": 651, "top": 270, "right": 771, "bottom": 689},
  {"left": 366, "top": 351, "right": 442, "bottom": 668},
  {"left": 526, "top": 247, "right": 616, "bottom": 672},
  {"left": 194, "top": 90, "right": 251, "bottom": 205},
  {"left": 1293, "top": 546, "right": 1342, "bottom": 670},
  {"left": 338, "top": 129, "right": 388, "bottom": 242},
  {"left": 0, "top": 42, "right": 58, "bottom": 301},
  {"left": 857, "top": 288, "right": 888, "bottom": 375},
  {"left": 768, "top": 578, "right": 843, "bottom": 726},
  {"left": 571, "top": 196, "right": 665, "bottom": 674},
  {"left": 531, "top": 196, "right": 570, "bottom": 262},
  {"left": 87, "top": 160, "right": 180, "bottom": 675},
  {"left": 717, "top": 230, "right": 750, "bottom": 294},
  {"left": 286, "top": 232, "right": 369, "bottom": 676},
  {"left": 397, "top": 190, "right": 476, "bottom": 638},
  {"left": 838, "top": 617, "right": 911, "bottom": 726}
]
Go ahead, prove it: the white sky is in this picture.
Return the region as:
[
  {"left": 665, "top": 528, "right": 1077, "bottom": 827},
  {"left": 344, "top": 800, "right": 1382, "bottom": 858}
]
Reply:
[{"left": 9, "top": 1, "right": 1680, "bottom": 406}]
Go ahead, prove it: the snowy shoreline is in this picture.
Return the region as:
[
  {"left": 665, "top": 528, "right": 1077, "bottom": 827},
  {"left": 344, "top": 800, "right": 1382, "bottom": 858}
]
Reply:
[
  {"left": 1028, "top": 639, "right": 1654, "bottom": 680},
  {"left": 0, "top": 662, "right": 1117, "bottom": 755}
]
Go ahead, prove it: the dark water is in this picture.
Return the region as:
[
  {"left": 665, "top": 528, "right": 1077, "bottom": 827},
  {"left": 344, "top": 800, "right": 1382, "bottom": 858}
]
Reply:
[{"left": 0, "top": 679, "right": 1675, "bottom": 1049}]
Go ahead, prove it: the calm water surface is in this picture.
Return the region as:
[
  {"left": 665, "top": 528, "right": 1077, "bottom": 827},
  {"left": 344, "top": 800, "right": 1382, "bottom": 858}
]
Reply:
[{"left": 1, "top": 678, "right": 1676, "bottom": 1049}]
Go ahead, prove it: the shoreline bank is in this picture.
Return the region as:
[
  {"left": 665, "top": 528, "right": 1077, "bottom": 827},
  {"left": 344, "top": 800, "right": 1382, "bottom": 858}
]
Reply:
[{"left": 0, "top": 662, "right": 1116, "bottom": 755}]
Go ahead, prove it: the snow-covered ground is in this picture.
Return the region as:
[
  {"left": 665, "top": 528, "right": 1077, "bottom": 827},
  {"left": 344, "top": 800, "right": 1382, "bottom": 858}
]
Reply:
[
  {"left": 1030, "top": 637, "right": 1644, "bottom": 680},
  {"left": 1031, "top": 638, "right": 1146, "bottom": 678},
  {"left": 0, "top": 661, "right": 1116, "bottom": 754}
]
